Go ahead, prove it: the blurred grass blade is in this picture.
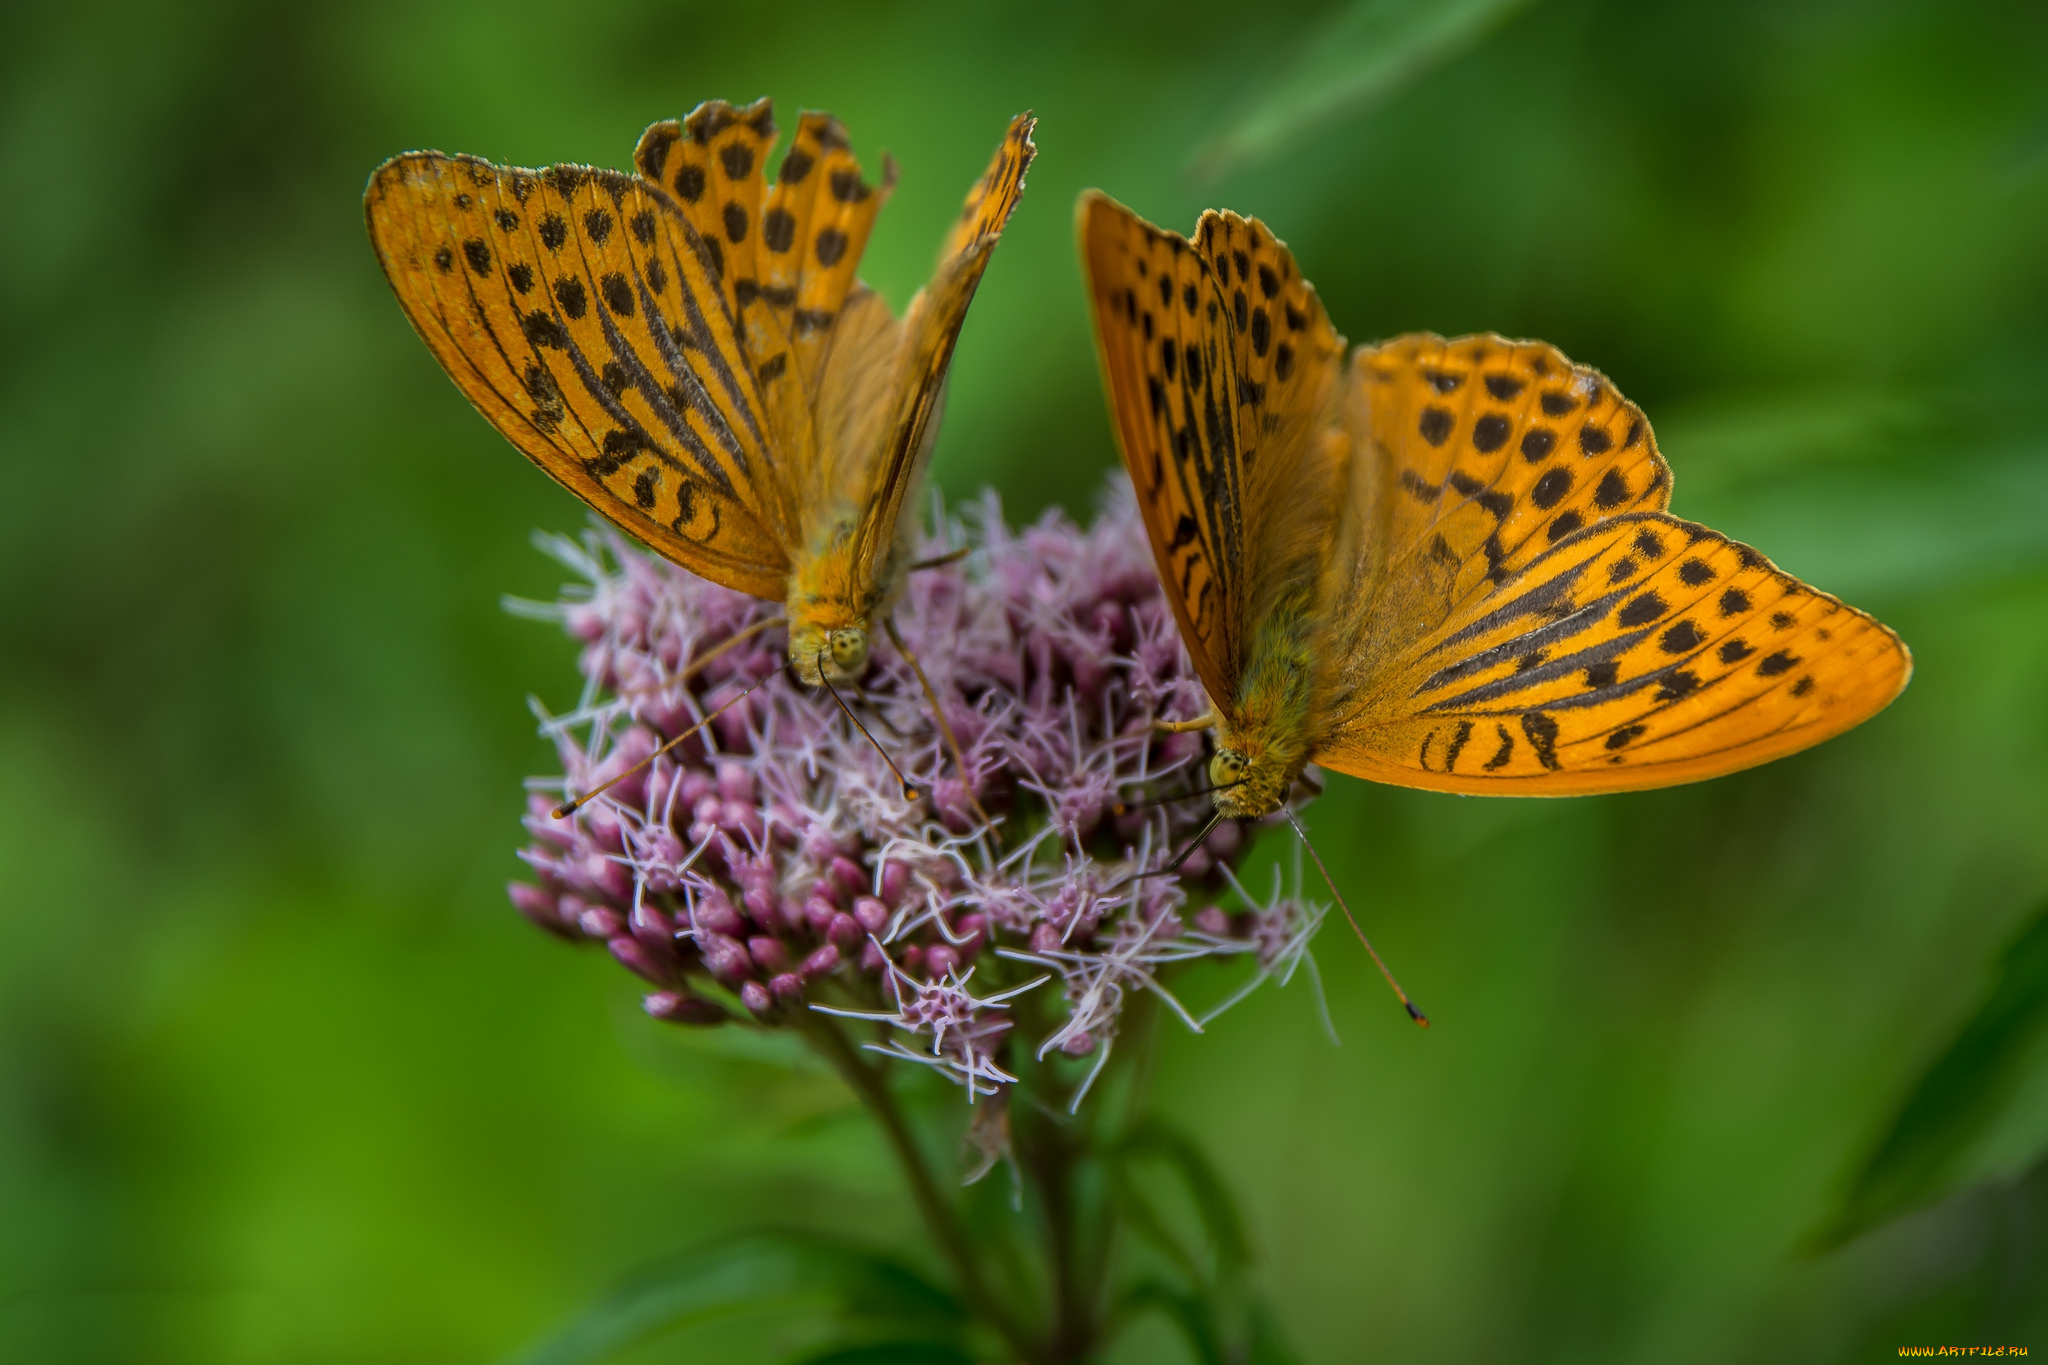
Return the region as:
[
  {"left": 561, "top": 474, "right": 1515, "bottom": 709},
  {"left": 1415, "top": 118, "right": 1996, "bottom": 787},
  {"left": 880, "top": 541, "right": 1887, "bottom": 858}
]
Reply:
[
  {"left": 505, "top": 1232, "right": 964, "bottom": 1365},
  {"left": 1814, "top": 897, "right": 2048, "bottom": 1249},
  {"left": 1194, "top": 0, "right": 1538, "bottom": 179}
]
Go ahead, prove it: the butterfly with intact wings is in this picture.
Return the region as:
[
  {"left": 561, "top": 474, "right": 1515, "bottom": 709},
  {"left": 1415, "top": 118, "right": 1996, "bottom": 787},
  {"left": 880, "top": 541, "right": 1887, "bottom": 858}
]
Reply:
[
  {"left": 366, "top": 99, "right": 1034, "bottom": 687},
  {"left": 1078, "top": 191, "right": 1911, "bottom": 826}
]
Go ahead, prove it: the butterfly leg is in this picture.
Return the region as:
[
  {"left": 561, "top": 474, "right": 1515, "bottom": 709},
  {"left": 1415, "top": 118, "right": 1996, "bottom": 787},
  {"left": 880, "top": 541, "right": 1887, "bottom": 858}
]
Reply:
[
  {"left": 908, "top": 544, "right": 971, "bottom": 572},
  {"left": 883, "top": 617, "right": 997, "bottom": 838},
  {"left": 849, "top": 680, "right": 909, "bottom": 740},
  {"left": 1152, "top": 711, "right": 1216, "bottom": 735},
  {"left": 1108, "top": 809, "right": 1227, "bottom": 891},
  {"left": 678, "top": 614, "right": 786, "bottom": 684}
]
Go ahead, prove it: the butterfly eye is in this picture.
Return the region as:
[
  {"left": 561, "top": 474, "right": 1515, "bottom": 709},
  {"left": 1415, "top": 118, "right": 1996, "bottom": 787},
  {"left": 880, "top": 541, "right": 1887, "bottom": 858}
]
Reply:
[
  {"left": 1208, "top": 749, "right": 1245, "bottom": 787},
  {"left": 828, "top": 626, "right": 869, "bottom": 674}
]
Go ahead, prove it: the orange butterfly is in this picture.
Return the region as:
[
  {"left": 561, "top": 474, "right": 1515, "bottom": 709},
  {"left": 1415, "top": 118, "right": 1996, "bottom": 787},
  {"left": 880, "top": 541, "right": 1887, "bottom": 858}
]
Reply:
[
  {"left": 1079, "top": 192, "right": 1911, "bottom": 819},
  {"left": 365, "top": 100, "right": 1035, "bottom": 685}
]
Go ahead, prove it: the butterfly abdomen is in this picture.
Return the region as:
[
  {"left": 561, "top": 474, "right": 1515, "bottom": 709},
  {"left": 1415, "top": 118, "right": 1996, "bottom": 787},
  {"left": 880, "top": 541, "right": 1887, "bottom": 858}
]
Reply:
[{"left": 1213, "top": 594, "right": 1321, "bottom": 818}]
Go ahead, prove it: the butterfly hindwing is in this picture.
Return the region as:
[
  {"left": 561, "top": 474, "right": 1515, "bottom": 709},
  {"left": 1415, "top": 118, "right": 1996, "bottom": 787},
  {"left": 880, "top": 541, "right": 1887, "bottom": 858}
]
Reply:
[
  {"left": 1315, "top": 336, "right": 1911, "bottom": 794},
  {"left": 364, "top": 150, "right": 793, "bottom": 598}
]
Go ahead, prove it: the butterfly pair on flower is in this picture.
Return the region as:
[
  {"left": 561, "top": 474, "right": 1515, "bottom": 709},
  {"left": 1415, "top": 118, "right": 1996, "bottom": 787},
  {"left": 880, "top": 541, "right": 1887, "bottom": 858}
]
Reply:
[{"left": 364, "top": 100, "right": 1908, "bottom": 828}]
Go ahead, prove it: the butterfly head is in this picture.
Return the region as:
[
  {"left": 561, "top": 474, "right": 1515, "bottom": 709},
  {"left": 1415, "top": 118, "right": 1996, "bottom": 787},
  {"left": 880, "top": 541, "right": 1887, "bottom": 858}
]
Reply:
[
  {"left": 1207, "top": 735, "right": 1294, "bottom": 821},
  {"left": 788, "top": 617, "right": 871, "bottom": 685}
]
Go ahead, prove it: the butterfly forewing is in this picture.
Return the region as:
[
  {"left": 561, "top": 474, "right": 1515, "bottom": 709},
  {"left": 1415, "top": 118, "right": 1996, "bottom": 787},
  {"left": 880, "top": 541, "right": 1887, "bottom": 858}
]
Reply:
[
  {"left": 1079, "top": 191, "right": 1255, "bottom": 708},
  {"left": 1188, "top": 209, "right": 1348, "bottom": 613},
  {"left": 1315, "top": 335, "right": 1910, "bottom": 794},
  {"left": 849, "top": 113, "right": 1037, "bottom": 576},
  {"left": 365, "top": 151, "right": 795, "bottom": 598}
]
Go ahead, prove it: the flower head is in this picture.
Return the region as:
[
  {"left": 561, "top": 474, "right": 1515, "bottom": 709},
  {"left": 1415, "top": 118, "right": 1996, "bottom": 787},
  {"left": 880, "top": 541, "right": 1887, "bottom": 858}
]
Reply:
[{"left": 508, "top": 484, "right": 1329, "bottom": 1102}]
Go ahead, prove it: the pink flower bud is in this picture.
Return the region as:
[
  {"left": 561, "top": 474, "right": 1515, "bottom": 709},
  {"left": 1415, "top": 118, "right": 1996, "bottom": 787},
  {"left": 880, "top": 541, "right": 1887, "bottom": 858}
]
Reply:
[
  {"left": 716, "top": 760, "right": 755, "bottom": 805},
  {"left": 859, "top": 940, "right": 889, "bottom": 972},
  {"left": 828, "top": 855, "right": 865, "bottom": 899},
  {"left": 852, "top": 896, "right": 889, "bottom": 933},
  {"left": 954, "top": 913, "right": 988, "bottom": 957},
  {"left": 925, "top": 945, "right": 959, "bottom": 979},
  {"left": 699, "top": 932, "right": 753, "bottom": 984},
  {"left": 803, "top": 896, "right": 837, "bottom": 935},
  {"left": 1060, "top": 1032, "right": 1095, "bottom": 1056},
  {"left": 630, "top": 902, "right": 674, "bottom": 948},
  {"left": 801, "top": 943, "right": 839, "bottom": 977},
  {"left": 1194, "top": 906, "right": 1230, "bottom": 937},
  {"left": 507, "top": 882, "right": 572, "bottom": 938},
  {"left": 608, "top": 936, "right": 672, "bottom": 986},
  {"left": 827, "top": 913, "right": 862, "bottom": 948},
  {"left": 740, "top": 980, "right": 774, "bottom": 1015},
  {"left": 747, "top": 936, "right": 790, "bottom": 972},
  {"left": 879, "top": 860, "right": 911, "bottom": 904},
  {"left": 771, "top": 971, "right": 806, "bottom": 1001},
  {"left": 643, "top": 991, "right": 725, "bottom": 1026},
  {"left": 692, "top": 888, "right": 743, "bottom": 937},
  {"left": 576, "top": 905, "right": 624, "bottom": 940},
  {"left": 1030, "top": 923, "right": 1062, "bottom": 953}
]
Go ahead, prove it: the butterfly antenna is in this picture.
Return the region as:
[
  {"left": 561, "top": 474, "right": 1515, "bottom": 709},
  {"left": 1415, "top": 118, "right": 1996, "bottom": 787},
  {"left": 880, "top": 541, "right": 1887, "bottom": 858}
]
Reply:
[
  {"left": 1285, "top": 809, "right": 1427, "bottom": 1028},
  {"left": 554, "top": 673, "right": 771, "bottom": 818},
  {"left": 882, "top": 618, "right": 995, "bottom": 838},
  {"left": 818, "top": 654, "right": 921, "bottom": 803}
]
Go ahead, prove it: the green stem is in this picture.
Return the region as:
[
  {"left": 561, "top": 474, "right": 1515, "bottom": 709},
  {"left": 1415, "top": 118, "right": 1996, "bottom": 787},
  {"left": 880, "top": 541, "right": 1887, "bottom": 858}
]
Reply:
[{"left": 797, "top": 1012, "right": 1035, "bottom": 1359}]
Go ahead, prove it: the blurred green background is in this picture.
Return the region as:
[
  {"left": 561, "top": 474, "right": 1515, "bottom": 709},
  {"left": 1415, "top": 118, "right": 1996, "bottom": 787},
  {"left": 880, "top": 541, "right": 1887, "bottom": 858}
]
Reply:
[{"left": 4, "top": 0, "right": 2047, "bottom": 1359}]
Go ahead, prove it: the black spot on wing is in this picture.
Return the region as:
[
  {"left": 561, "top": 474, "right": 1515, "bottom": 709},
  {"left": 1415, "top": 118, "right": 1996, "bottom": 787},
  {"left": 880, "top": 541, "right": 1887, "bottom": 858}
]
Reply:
[
  {"left": 1442, "top": 720, "right": 1474, "bottom": 770},
  {"left": 1532, "top": 467, "right": 1572, "bottom": 509},
  {"left": 554, "top": 276, "right": 587, "bottom": 319},
  {"left": 1616, "top": 592, "right": 1666, "bottom": 627},
  {"left": 1605, "top": 724, "right": 1646, "bottom": 750}
]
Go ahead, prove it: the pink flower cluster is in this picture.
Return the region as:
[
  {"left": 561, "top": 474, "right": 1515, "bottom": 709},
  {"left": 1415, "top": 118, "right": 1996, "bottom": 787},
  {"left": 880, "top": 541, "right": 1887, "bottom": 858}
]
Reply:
[{"left": 508, "top": 486, "right": 1328, "bottom": 1104}]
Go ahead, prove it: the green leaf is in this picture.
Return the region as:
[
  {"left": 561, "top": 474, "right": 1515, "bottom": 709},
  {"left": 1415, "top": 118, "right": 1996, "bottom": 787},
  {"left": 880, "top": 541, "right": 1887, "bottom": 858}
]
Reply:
[
  {"left": 504, "top": 1231, "right": 965, "bottom": 1365},
  {"left": 783, "top": 1344, "right": 978, "bottom": 1365},
  {"left": 1815, "top": 897, "right": 2048, "bottom": 1248},
  {"left": 1116, "top": 1278, "right": 1227, "bottom": 1365},
  {"left": 1193, "top": 0, "right": 1539, "bottom": 178},
  {"left": 1110, "top": 1120, "right": 1251, "bottom": 1281}
]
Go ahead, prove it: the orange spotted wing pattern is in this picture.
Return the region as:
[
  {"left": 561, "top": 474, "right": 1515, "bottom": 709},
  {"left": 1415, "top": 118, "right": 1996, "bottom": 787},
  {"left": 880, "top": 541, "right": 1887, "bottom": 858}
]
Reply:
[
  {"left": 365, "top": 101, "right": 1035, "bottom": 640},
  {"left": 366, "top": 149, "right": 792, "bottom": 598},
  {"left": 1315, "top": 334, "right": 1911, "bottom": 793},
  {"left": 1080, "top": 196, "right": 1911, "bottom": 802},
  {"left": 1078, "top": 192, "right": 1346, "bottom": 710}
]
